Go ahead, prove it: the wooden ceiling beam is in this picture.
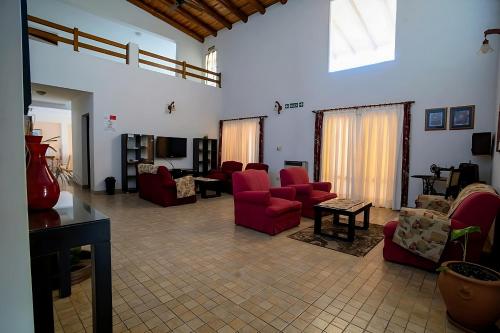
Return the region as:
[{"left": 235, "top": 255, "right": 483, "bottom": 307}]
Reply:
[
  {"left": 193, "top": 0, "right": 233, "bottom": 30},
  {"left": 216, "top": 0, "right": 248, "bottom": 23},
  {"left": 158, "top": 0, "right": 217, "bottom": 37},
  {"left": 247, "top": 0, "right": 266, "bottom": 14},
  {"left": 127, "top": 0, "right": 204, "bottom": 42}
]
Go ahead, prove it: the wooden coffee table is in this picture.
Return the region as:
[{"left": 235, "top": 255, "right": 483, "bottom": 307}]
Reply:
[
  {"left": 194, "top": 177, "right": 222, "bottom": 198},
  {"left": 314, "top": 199, "right": 372, "bottom": 242}
]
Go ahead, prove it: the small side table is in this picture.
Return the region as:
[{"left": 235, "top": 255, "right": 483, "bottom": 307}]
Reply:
[
  {"left": 29, "top": 192, "right": 112, "bottom": 333},
  {"left": 314, "top": 199, "right": 372, "bottom": 242},
  {"left": 194, "top": 177, "right": 222, "bottom": 198}
]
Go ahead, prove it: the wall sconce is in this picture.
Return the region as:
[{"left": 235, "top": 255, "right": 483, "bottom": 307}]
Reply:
[
  {"left": 167, "top": 101, "right": 176, "bottom": 114},
  {"left": 479, "top": 29, "right": 500, "bottom": 54},
  {"left": 274, "top": 101, "right": 283, "bottom": 114}
]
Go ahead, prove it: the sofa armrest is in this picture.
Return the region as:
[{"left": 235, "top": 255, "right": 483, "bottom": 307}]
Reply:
[
  {"left": 289, "top": 184, "right": 313, "bottom": 196},
  {"left": 415, "top": 195, "right": 451, "bottom": 213},
  {"left": 270, "top": 187, "right": 296, "bottom": 200},
  {"left": 234, "top": 191, "right": 271, "bottom": 205},
  {"left": 311, "top": 181, "right": 331, "bottom": 192},
  {"left": 161, "top": 179, "right": 177, "bottom": 189}
]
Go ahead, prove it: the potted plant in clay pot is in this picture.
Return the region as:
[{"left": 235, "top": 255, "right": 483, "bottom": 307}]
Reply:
[{"left": 437, "top": 226, "right": 500, "bottom": 332}]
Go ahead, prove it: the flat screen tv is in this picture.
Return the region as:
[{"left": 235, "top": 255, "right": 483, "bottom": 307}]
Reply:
[{"left": 156, "top": 137, "right": 187, "bottom": 158}]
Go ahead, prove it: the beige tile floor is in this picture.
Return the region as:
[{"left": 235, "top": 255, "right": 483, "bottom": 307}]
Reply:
[{"left": 53, "top": 189, "right": 467, "bottom": 333}]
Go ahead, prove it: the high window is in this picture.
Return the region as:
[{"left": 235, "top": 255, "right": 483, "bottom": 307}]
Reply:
[
  {"left": 205, "top": 47, "right": 218, "bottom": 87},
  {"left": 329, "top": 0, "right": 397, "bottom": 72}
]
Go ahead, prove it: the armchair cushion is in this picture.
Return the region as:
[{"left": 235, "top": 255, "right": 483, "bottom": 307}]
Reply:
[
  {"left": 289, "top": 184, "right": 313, "bottom": 196},
  {"left": 234, "top": 191, "right": 271, "bottom": 205},
  {"left": 269, "top": 187, "right": 296, "bottom": 201},
  {"left": 266, "top": 198, "right": 302, "bottom": 217},
  {"left": 415, "top": 195, "right": 452, "bottom": 214},
  {"left": 392, "top": 208, "right": 450, "bottom": 263},
  {"left": 312, "top": 181, "right": 332, "bottom": 192}
]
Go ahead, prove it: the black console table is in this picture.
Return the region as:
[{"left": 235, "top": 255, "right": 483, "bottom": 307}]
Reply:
[{"left": 28, "top": 192, "right": 112, "bottom": 333}]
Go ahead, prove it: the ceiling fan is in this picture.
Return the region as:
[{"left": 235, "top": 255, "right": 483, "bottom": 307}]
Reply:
[{"left": 169, "top": 0, "right": 205, "bottom": 13}]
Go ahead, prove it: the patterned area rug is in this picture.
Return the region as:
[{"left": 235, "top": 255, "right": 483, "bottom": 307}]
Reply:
[{"left": 288, "top": 217, "right": 385, "bottom": 257}]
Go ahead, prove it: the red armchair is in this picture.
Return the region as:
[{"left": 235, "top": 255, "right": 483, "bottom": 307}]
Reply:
[
  {"left": 232, "top": 169, "right": 302, "bottom": 235},
  {"left": 383, "top": 186, "right": 500, "bottom": 271},
  {"left": 207, "top": 161, "right": 243, "bottom": 194},
  {"left": 138, "top": 166, "right": 196, "bottom": 207},
  {"left": 245, "top": 163, "right": 269, "bottom": 173},
  {"left": 280, "top": 167, "right": 337, "bottom": 218}
]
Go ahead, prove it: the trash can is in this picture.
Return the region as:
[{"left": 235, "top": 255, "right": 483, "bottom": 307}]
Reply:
[{"left": 105, "top": 177, "right": 116, "bottom": 195}]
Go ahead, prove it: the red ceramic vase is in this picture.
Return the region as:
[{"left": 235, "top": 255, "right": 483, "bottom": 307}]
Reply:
[{"left": 26, "top": 142, "right": 60, "bottom": 210}]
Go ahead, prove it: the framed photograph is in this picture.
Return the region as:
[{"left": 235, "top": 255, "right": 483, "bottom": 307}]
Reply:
[
  {"left": 425, "top": 108, "right": 447, "bottom": 131},
  {"left": 450, "top": 105, "right": 475, "bottom": 130}
]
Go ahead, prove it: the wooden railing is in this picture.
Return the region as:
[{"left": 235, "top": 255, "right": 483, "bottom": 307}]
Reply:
[{"left": 27, "top": 15, "right": 222, "bottom": 87}]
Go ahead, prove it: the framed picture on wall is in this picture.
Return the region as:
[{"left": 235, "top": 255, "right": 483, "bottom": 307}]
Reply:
[
  {"left": 450, "top": 105, "right": 475, "bottom": 130},
  {"left": 425, "top": 108, "right": 447, "bottom": 131}
]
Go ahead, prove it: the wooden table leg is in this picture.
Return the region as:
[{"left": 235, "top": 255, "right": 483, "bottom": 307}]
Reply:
[
  {"left": 58, "top": 248, "right": 71, "bottom": 298},
  {"left": 314, "top": 208, "right": 322, "bottom": 234},
  {"left": 31, "top": 255, "right": 55, "bottom": 333},
  {"left": 91, "top": 241, "right": 112, "bottom": 333},
  {"left": 200, "top": 182, "right": 208, "bottom": 198},
  {"left": 363, "top": 208, "right": 370, "bottom": 230},
  {"left": 348, "top": 215, "right": 355, "bottom": 242},
  {"left": 333, "top": 213, "right": 339, "bottom": 225}
]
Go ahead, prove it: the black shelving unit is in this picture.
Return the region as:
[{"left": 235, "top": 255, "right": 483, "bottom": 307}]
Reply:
[
  {"left": 193, "top": 138, "right": 217, "bottom": 176},
  {"left": 121, "top": 134, "right": 154, "bottom": 192}
]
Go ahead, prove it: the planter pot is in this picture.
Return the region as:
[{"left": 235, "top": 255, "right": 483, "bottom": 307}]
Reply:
[
  {"left": 26, "top": 142, "right": 60, "bottom": 210},
  {"left": 437, "top": 261, "right": 500, "bottom": 332}
]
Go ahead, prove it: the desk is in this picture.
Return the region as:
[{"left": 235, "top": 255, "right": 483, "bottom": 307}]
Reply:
[
  {"left": 29, "top": 192, "right": 112, "bottom": 333},
  {"left": 412, "top": 175, "right": 447, "bottom": 195}
]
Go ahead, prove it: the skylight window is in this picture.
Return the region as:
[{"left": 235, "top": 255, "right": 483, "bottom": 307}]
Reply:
[{"left": 329, "top": 0, "right": 397, "bottom": 72}]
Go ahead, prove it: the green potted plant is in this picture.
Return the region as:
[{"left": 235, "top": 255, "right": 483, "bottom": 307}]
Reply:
[{"left": 437, "top": 226, "right": 500, "bottom": 332}]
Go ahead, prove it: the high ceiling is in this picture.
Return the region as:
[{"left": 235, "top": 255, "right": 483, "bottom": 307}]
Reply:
[{"left": 127, "top": 0, "right": 288, "bottom": 42}]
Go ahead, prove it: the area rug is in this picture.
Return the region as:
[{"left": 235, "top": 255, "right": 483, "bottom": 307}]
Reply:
[{"left": 287, "top": 217, "right": 385, "bottom": 257}]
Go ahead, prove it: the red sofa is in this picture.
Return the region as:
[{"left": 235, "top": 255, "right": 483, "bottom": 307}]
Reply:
[
  {"left": 280, "top": 167, "right": 337, "bottom": 218},
  {"left": 245, "top": 163, "right": 269, "bottom": 173},
  {"left": 207, "top": 161, "right": 243, "bottom": 193},
  {"left": 138, "top": 166, "right": 196, "bottom": 207},
  {"left": 383, "top": 188, "right": 500, "bottom": 271},
  {"left": 232, "top": 169, "right": 302, "bottom": 235}
]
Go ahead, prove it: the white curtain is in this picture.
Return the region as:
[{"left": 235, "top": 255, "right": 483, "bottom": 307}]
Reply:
[
  {"left": 321, "top": 104, "right": 403, "bottom": 209},
  {"left": 205, "top": 49, "right": 217, "bottom": 87},
  {"left": 221, "top": 119, "right": 259, "bottom": 167}
]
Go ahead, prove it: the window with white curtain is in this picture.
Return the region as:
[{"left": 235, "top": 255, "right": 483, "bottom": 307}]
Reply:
[
  {"left": 204, "top": 47, "right": 217, "bottom": 87},
  {"left": 221, "top": 119, "right": 260, "bottom": 167},
  {"left": 321, "top": 104, "right": 403, "bottom": 209},
  {"left": 329, "top": 0, "right": 397, "bottom": 72}
]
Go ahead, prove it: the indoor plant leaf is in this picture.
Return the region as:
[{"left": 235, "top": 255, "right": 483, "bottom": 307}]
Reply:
[{"left": 450, "top": 226, "right": 481, "bottom": 241}]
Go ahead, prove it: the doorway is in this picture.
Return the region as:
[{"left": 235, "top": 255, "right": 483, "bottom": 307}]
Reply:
[{"left": 81, "top": 113, "right": 90, "bottom": 189}]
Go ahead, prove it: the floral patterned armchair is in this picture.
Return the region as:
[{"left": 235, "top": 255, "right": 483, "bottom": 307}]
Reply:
[{"left": 383, "top": 183, "right": 500, "bottom": 270}]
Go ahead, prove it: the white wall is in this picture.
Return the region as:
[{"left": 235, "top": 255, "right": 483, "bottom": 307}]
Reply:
[
  {"left": 206, "top": 0, "right": 500, "bottom": 205},
  {"left": 0, "top": 0, "right": 34, "bottom": 331},
  {"left": 71, "top": 94, "right": 93, "bottom": 187},
  {"left": 30, "top": 40, "right": 222, "bottom": 191},
  {"left": 492, "top": 51, "right": 500, "bottom": 191}
]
